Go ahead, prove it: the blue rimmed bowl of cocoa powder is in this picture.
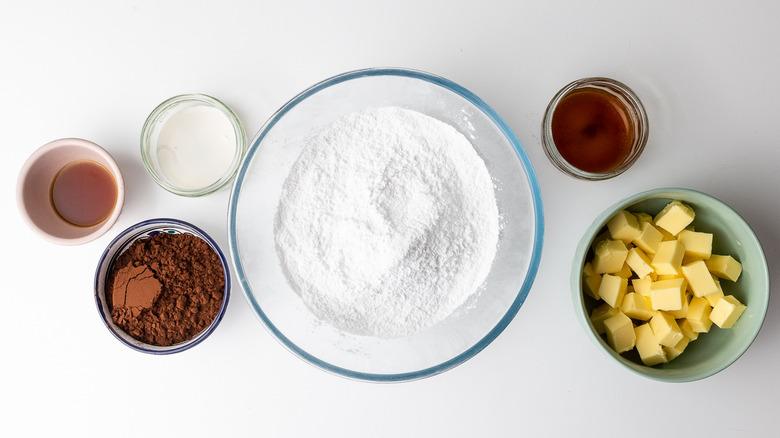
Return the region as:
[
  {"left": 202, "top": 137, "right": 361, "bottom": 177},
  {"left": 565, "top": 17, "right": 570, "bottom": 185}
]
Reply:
[{"left": 94, "top": 218, "right": 230, "bottom": 354}]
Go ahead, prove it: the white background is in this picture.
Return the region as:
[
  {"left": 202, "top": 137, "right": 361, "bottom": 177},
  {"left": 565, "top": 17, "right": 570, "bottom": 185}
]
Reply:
[{"left": 2, "top": 1, "right": 778, "bottom": 436}]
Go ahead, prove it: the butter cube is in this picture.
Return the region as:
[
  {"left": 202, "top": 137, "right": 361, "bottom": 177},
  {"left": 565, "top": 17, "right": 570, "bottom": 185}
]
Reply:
[
  {"left": 583, "top": 273, "right": 602, "bottom": 300},
  {"left": 634, "top": 212, "right": 654, "bottom": 224},
  {"left": 664, "top": 336, "right": 690, "bottom": 361},
  {"left": 678, "top": 318, "right": 699, "bottom": 341},
  {"left": 635, "top": 323, "right": 667, "bottom": 366},
  {"left": 590, "top": 229, "right": 612, "bottom": 252},
  {"left": 686, "top": 296, "right": 713, "bottom": 333},
  {"left": 681, "top": 260, "right": 719, "bottom": 297},
  {"left": 650, "top": 311, "right": 684, "bottom": 347},
  {"left": 710, "top": 295, "right": 747, "bottom": 329},
  {"left": 649, "top": 277, "right": 686, "bottom": 311},
  {"left": 593, "top": 239, "right": 629, "bottom": 274},
  {"left": 598, "top": 274, "right": 628, "bottom": 308},
  {"left": 583, "top": 273, "right": 603, "bottom": 300},
  {"left": 604, "top": 311, "right": 636, "bottom": 353},
  {"left": 632, "top": 276, "right": 653, "bottom": 297},
  {"left": 654, "top": 201, "right": 695, "bottom": 236},
  {"left": 607, "top": 210, "right": 642, "bottom": 243},
  {"left": 703, "top": 276, "right": 725, "bottom": 307},
  {"left": 583, "top": 262, "right": 595, "bottom": 277},
  {"left": 706, "top": 255, "right": 742, "bottom": 282},
  {"left": 621, "top": 293, "right": 656, "bottom": 321},
  {"left": 626, "top": 247, "right": 654, "bottom": 279},
  {"left": 616, "top": 262, "right": 634, "bottom": 279},
  {"left": 658, "top": 227, "right": 677, "bottom": 241},
  {"left": 666, "top": 293, "right": 691, "bottom": 319},
  {"left": 590, "top": 302, "right": 619, "bottom": 334},
  {"left": 677, "top": 230, "right": 713, "bottom": 261},
  {"left": 632, "top": 222, "right": 663, "bottom": 254},
  {"left": 651, "top": 240, "right": 686, "bottom": 275}
]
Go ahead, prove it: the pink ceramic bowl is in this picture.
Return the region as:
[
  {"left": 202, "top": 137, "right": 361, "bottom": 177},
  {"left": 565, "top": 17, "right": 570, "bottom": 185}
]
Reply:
[{"left": 17, "top": 138, "right": 125, "bottom": 245}]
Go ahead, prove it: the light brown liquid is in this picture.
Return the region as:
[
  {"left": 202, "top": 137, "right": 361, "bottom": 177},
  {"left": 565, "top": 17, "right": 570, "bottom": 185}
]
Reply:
[
  {"left": 551, "top": 88, "right": 634, "bottom": 173},
  {"left": 51, "top": 160, "right": 117, "bottom": 227}
]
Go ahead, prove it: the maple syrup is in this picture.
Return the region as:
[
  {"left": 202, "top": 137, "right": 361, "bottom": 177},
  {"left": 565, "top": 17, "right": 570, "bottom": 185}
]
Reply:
[
  {"left": 542, "top": 78, "right": 648, "bottom": 180},
  {"left": 551, "top": 88, "right": 633, "bottom": 173},
  {"left": 51, "top": 160, "right": 118, "bottom": 227}
]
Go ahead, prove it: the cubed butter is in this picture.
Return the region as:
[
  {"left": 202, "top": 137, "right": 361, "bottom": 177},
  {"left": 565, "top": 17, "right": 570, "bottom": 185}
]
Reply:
[
  {"left": 632, "top": 276, "right": 653, "bottom": 297},
  {"left": 590, "top": 302, "right": 619, "bottom": 334},
  {"left": 607, "top": 210, "right": 642, "bottom": 243},
  {"left": 663, "top": 336, "right": 690, "bottom": 361},
  {"left": 635, "top": 323, "right": 667, "bottom": 366},
  {"left": 678, "top": 318, "right": 699, "bottom": 341},
  {"left": 710, "top": 295, "right": 747, "bottom": 329},
  {"left": 703, "top": 276, "right": 724, "bottom": 307},
  {"left": 632, "top": 221, "right": 663, "bottom": 254},
  {"left": 626, "top": 247, "right": 654, "bottom": 279},
  {"left": 686, "top": 296, "right": 713, "bottom": 333},
  {"left": 598, "top": 274, "right": 628, "bottom": 308},
  {"left": 593, "top": 239, "right": 629, "bottom": 274},
  {"left": 654, "top": 201, "right": 695, "bottom": 236},
  {"left": 604, "top": 311, "right": 636, "bottom": 353},
  {"left": 590, "top": 229, "right": 612, "bottom": 252},
  {"left": 583, "top": 273, "right": 602, "bottom": 300},
  {"left": 651, "top": 240, "right": 686, "bottom": 276},
  {"left": 706, "top": 255, "right": 742, "bottom": 282},
  {"left": 634, "top": 212, "right": 654, "bottom": 224},
  {"left": 649, "top": 311, "right": 684, "bottom": 347},
  {"left": 583, "top": 262, "right": 595, "bottom": 277},
  {"left": 681, "top": 260, "right": 719, "bottom": 297},
  {"left": 649, "top": 277, "right": 686, "bottom": 311},
  {"left": 677, "top": 229, "right": 713, "bottom": 261},
  {"left": 616, "top": 262, "right": 634, "bottom": 279},
  {"left": 658, "top": 227, "right": 677, "bottom": 241},
  {"left": 583, "top": 201, "right": 745, "bottom": 365},
  {"left": 621, "top": 293, "right": 656, "bottom": 321},
  {"left": 666, "top": 293, "right": 691, "bottom": 319}
]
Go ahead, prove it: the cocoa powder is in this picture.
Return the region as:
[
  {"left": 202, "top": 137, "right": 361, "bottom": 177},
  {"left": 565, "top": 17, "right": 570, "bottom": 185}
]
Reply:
[{"left": 107, "top": 232, "right": 225, "bottom": 346}]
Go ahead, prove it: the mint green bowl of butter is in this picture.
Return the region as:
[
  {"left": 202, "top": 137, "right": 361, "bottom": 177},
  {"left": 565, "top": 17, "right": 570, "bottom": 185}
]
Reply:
[{"left": 572, "top": 188, "right": 769, "bottom": 382}]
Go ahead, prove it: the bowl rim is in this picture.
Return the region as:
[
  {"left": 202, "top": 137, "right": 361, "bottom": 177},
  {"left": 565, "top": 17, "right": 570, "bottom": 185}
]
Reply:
[
  {"left": 227, "top": 67, "right": 545, "bottom": 382},
  {"left": 571, "top": 187, "right": 770, "bottom": 382},
  {"left": 94, "top": 217, "right": 231, "bottom": 354},
  {"left": 16, "top": 137, "right": 126, "bottom": 245}
]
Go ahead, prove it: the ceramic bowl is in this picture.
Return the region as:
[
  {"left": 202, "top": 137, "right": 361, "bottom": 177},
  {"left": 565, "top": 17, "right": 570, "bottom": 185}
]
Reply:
[
  {"left": 572, "top": 188, "right": 769, "bottom": 382},
  {"left": 229, "top": 67, "right": 544, "bottom": 381},
  {"left": 94, "top": 218, "right": 231, "bottom": 354},
  {"left": 16, "top": 138, "right": 125, "bottom": 245}
]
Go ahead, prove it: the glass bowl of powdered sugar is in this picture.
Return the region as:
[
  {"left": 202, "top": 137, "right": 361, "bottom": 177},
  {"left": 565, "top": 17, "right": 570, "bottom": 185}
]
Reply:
[{"left": 228, "top": 68, "right": 544, "bottom": 381}]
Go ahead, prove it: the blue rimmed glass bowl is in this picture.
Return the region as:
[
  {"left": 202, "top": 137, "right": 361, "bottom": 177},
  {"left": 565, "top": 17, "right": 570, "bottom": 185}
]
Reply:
[
  {"left": 94, "top": 218, "right": 231, "bottom": 354},
  {"left": 228, "top": 68, "right": 544, "bottom": 381}
]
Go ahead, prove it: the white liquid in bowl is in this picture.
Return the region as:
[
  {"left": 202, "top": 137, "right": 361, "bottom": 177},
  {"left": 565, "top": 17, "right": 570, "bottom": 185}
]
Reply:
[{"left": 156, "top": 105, "right": 237, "bottom": 190}]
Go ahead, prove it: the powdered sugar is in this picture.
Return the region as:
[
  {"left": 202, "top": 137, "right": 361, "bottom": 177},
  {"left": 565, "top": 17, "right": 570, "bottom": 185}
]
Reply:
[{"left": 274, "top": 106, "right": 499, "bottom": 338}]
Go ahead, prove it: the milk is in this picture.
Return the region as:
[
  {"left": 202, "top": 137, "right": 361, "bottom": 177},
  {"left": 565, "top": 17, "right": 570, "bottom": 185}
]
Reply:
[{"left": 156, "top": 105, "right": 237, "bottom": 190}]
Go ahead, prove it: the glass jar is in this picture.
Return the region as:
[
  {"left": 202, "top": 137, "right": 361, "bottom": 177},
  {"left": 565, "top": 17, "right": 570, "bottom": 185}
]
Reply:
[
  {"left": 541, "top": 77, "right": 648, "bottom": 180},
  {"left": 141, "top": 94, "right": 247, "bottom": 197}
]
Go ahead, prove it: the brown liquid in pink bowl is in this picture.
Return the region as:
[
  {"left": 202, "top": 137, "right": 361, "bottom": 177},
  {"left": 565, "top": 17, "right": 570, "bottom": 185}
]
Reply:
[{"left": 17, "top": 138, "right": 125, "bottom": 245}]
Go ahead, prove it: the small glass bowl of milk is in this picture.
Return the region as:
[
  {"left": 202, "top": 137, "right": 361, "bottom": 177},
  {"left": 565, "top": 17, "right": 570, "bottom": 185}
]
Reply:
[{"left": 141, "top": 94, "right": 247, "bottom": 197}]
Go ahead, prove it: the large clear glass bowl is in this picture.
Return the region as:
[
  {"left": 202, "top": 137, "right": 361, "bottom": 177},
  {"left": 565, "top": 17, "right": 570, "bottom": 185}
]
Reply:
[{"left": 228, "top": 68, "right": 544, "bottom": 381}]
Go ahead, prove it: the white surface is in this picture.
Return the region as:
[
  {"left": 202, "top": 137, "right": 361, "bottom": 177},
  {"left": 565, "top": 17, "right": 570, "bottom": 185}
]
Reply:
[{"left": 2, "top": 0, "right": 778, "bottom": 436}]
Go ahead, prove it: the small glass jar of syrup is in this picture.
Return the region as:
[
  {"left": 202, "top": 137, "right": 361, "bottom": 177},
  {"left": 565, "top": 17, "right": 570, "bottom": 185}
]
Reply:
[{"left": 542, "top": 77, "right": 648, "bottom": 180}]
